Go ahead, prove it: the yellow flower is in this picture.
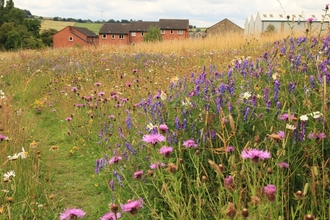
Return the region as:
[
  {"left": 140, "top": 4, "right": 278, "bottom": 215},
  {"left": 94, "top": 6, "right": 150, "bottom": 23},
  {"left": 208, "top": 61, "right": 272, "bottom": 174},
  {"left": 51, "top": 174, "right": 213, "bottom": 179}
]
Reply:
[{"left": 30, "top": 140, "right": 38, "bottom": 148}]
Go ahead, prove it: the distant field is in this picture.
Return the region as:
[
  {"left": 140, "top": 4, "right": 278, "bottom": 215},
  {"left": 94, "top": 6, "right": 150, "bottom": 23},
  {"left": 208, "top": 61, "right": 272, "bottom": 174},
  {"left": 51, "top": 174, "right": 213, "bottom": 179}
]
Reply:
[
  {"left": 40, "top": 20, "right": 75, "bottom": 31},
  {"left": 74, "top": 23, "right": 103, "bottom": 34}
]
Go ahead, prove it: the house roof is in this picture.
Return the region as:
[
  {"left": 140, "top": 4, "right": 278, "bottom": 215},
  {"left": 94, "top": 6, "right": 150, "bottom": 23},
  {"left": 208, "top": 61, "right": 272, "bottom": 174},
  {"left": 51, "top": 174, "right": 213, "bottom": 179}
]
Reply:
[
  {"left": 99, "top": 19, "right": 189, "bottom": 34},
  {"left": 99, "top": 23, "right": 131, "bottom": 34},
  {"left": 130, "top": 21, "right": 159, "bottom": 31},
  {"left": 73, "top": 27, "right": 99, "bottom": 37},
  {"left": 159, "top": 19, "right": 189, "bottom": 30},
  {"left": 206, "top": 18, "right": 243, "bottom": 31}
]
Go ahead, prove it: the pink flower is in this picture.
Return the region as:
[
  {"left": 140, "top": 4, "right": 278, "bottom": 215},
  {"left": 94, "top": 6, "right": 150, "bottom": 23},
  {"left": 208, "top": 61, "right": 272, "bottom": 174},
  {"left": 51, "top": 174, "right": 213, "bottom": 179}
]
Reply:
[
  {"left": 60, "top": 208, "right": 86, "bottom": 220},
  {"left": 159, "top": 124, "right": 169, "bottom": 131},
  {"left": 65, "top": 117, "right": 72, "bottom": 121},
  {"left": 133, "top": 170, "right": 143, "bottom": 179},
  {"left": 264, "top": 184, "right": 276, "bottom": 201},
  {"left": 224, "top": 175, "right": 235, "bottom": 190},
  {"left": 109, "top": 156, "right": 122, "bottom": 164},
  {"left": 278, "top": 113, "right": 295, "bottom": 121},
  {"left": 94, "top": 82, "right": 102, "bottom": 86},
  {"left": 159, "top": 146, "right": 173, "bottom": 157},
  {"left": 71, "top": 87, "right": 77, "bottom": 92},
  {"left": 121, "top": 198, "right": 143, "bottom": 215},
  {"left": 142, "top": 133, "right": 166, "bottom": 145},
  {"left": 98, "top": 92, "right": 105, "bottom": 96},
  {"left": 226, "top": 146, "right": 235, "bottom": 152},
  {"left": 150, "top": 162, "right": 166, "bottom": 169},
  {"left": 278, "top": 162, "right": 289, "bottom": 169},
  {"left": 0, "top": 134, "right": 8, "bottom": 141},
  {"left": 100, "top": 212, "right": 121, "bottom": 220},
  {"left": 241, "top": 149, "right": 271, "bottom": 162},
  {"left": 183, "top": 139, "right": 198, "bottom": 148},
  {"left": 306, "top": 17, "right": 316, "bottom": 23}
]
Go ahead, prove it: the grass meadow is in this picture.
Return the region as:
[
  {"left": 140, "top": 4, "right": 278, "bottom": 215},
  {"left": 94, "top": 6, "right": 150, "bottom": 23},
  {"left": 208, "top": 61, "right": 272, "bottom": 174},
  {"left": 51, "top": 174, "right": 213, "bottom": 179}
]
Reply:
[
  {"left": 40, "top": 20, "right": 76, "bottom": 31},
  {"left": 1, "top": 21, "right": 330, "bottom": 220}
]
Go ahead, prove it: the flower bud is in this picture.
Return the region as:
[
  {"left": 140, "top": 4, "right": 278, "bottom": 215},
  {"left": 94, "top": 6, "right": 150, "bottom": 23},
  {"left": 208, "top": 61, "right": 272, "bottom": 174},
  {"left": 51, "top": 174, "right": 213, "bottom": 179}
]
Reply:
[
  {"left": 304, "top": 214, "right": 315, "bottom": 220},
  {"left": 110, "top": 204, "right": 118, "bottom": 213},
  {"left": 241, "top": 208, "right": 249, "bottom": 218}
]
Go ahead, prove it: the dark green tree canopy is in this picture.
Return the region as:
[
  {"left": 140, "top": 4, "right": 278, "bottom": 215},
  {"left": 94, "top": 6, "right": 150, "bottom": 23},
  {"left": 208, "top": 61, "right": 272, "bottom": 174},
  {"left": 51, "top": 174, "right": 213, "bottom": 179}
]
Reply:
[{"left": 143, "top": 26, "right": 163, "bottom": 42}]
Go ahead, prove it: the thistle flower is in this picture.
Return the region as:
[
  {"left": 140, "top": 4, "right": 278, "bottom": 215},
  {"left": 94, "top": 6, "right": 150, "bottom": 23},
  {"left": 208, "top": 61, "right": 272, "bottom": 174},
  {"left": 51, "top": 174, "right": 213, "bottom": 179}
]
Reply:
[
  {"left": 183, "top": 139, "right": 197, "bottom": 148},
  {"left": 120, "top": 198, "right": 143, "bottom": 215},
  {"left": 109, "top": 156, "right": 122, "bottom": 164},
  {"left": 224, "top": 175, "right": 235, "bottom": 190},
  {"left": 159, "top": 146, "right": 173, "bottom": 158},
  {"left": 59, "top": 208, "right": 86, "bottom": 220},
  {"left": 264, "top": 184, "right": 277, "bottom": 201},
  {"left": 133, "top": 170, "right": 143, "bottom": 179},
  {"left": 278, "top": 162, "right": 289, "bottom": 169},
  {"left": 241, "top": 149, "right": 271, "bottom": 162},
  {"left": 100, "top": 212, "right": 121, "bottom": 220},
  {"left": 142, "top": 133, "right": 166, "bottom": 145},
  {"left": 0, "top": 134, "right": 8, "bottom": 141}
]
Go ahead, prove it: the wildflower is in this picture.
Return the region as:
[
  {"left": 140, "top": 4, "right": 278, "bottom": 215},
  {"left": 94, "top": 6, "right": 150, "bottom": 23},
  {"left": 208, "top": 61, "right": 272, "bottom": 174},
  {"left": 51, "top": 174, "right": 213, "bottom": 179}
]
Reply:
[
  {"left": 300, "top": 114, "right": 308, "bottom": 121},
  {"left": 315, "top": 132, "right": 326, "bottom": 140},
  {"left": 309, "top": 111, "right": 323, "bottom": 119},
  {"left": 98, "top": 92, "right": 105, "bottom": 96},
  {"left": 109, "top": 156, "right": 122, "bottom": 164},
  {"left": 286, "top": 123, "right": 296, "bottom": 130},
  {"left": 133, "top": 170, "right": 143, "bottom": 179},
  {"left": 278, "top": 162, "right": 289, "bottom": 169},
  {"left": 71, "top": 87, "right": 77, "bottom": 92},
  {"left": 226, "top": 202, "right": 236, "bottom": 218},
  {"left": 279, "top": 113, "right": 295, "bottom": 121},
  {"left": 59, "top": 208, "right": 86, "bottom": 220},
  {"left": 159, "top": 146, "right": 173, "bottom": 158},
  {"left": 326, "top": 4, "right": 329, "bottom": 10},
  {"left": 226, "top": 146, "right": 235, "bottom": 152},
  {"left": 142, "top": 133, "right": 166, "bottom": 145},
  {"left": 160, "top": 91, "right": 167, "bottom": 101},
  {"left": 0, "top": 134, "right": 8, "bottom": 141},
  {"left": 121, "top": 198, "right": 143, "bottom": 215},
  {"left": 100, "top": 212, "right": 121, "bottom": 220},
  {"left": 159, "top": 124, "right": 169, "bottom": 132},
  {"left": 65, "top": 117, "right": 72, "bottom": 121},
  {"left": 3, "top": 171, "right": 15, "bottom": 179},
  {"left": 240, "top": 91, "right": 251, "bottom": 100},
  {"left": 241, "top": 149, "right": 271, "bottom": 162},
  {"left": 7, "top": 153, "right": 20, "bottom": 161},
  {"left": 19, "top": 147, "right": 28, "bottom": 159},
  {"left": 224, "top": 175, "right": 235, "bottom": 190},
  {"left": 94, "top": 82, "right": 102, "bottom": 86},
  {"left": 150, "top": 162, "right": 166, "bottom": 169},
  {"left": 183, "top": 139, "right": 198, "bottom": 148},
  {"left": 264, "top": 184, "right": 276, "bottom": 201},
  {"left": 146, "top": 123, "right": 156, "bottom": 131},
  {"left": 306, "top": 17, "right": 316, "bottom": 23},
  {"left": 167, "top": 163, "right": 177, "bottom": 173}
]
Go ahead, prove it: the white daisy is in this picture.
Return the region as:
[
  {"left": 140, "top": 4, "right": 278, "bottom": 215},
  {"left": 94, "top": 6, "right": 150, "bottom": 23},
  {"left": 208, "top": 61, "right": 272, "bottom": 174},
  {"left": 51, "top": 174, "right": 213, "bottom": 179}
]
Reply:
[
  {"left": 7, "top": 153, "right": 20, "bottom": 161},
  {"left": 18, "top": 147, "right": 28, "bottom": 159},
  {"left": 299, "top": 114, "right": 309, "bottom": 121},
  {"left": 286, "top": 123, "right": 296, "bottom": 130},
  {"left": 3, "top": 170, "right": 15, "bottom": 179}
]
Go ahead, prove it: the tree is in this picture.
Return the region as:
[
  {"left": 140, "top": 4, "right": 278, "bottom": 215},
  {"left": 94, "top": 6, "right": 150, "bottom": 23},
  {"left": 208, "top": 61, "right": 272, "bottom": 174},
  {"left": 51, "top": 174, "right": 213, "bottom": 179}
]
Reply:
[
  {"left": 23, "top": 18, "right": 41, "bottom": 37},
  {"left": 5, "top": 0, "right": 14, "bottom": 10},
  {"left": 265, "top": 24, "right": 276, "bottom": 33},
  {"left": 40, "top": 28, "right": 57, "bottom": 47},
  {"left": 143, "top": 26, "right": 162, "bottom": 42}
]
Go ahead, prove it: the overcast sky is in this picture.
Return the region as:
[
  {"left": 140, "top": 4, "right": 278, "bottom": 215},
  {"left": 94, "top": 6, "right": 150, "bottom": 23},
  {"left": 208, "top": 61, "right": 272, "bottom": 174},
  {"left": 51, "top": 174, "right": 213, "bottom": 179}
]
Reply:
[{"left": 14, "top": 0, "right": 328, "bottom": 27}]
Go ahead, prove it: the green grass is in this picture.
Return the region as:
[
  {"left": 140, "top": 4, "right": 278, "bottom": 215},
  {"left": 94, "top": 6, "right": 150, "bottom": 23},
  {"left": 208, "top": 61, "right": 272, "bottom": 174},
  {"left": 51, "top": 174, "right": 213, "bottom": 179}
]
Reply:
[{"left": 74, "top": 23, "right": 103, "bottom": 34}]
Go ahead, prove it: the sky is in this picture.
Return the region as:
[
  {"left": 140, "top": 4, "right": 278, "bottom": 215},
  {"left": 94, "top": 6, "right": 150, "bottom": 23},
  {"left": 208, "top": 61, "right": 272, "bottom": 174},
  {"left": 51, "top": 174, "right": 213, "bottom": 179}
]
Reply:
[{"left": 13, "top": 0, "right": 328, "bottom": 28}]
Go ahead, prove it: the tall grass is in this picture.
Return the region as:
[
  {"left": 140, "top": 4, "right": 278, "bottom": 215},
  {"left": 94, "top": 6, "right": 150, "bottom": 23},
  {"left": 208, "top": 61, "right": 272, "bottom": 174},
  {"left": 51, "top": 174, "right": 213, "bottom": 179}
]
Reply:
[{"left": 0, "top": 15, "right": 329, "bottom": 220}]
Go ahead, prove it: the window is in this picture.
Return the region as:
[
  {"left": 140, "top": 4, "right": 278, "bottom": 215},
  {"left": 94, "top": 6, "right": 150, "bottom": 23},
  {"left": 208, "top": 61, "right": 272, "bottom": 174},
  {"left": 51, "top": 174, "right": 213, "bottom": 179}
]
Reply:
[
  {"left": 141, "top": 32, "right": 144, "bottom": 36},
  {"left": 102, "top": 34, "right": 107, "bottom": 39},
  {"left": 177, "top": 30, "right": 183, "bottom": 35},
  {"left": 119, "top": 34, "right": 124, "bottom": 39},
  {"left": 112, "top": 34, "right": 115, "bottom": 39},
  {"left": 161, "top": 30, "right": 165, "bottom": 34},
  {"left": 170, "top": 30, "right": 174, "bottom": 34},
  {"left": 69, "top": 36, "right": 73, "bottom": 41},
  {"left": 131, "top": 32, "right": 136, "bottom": 36}
]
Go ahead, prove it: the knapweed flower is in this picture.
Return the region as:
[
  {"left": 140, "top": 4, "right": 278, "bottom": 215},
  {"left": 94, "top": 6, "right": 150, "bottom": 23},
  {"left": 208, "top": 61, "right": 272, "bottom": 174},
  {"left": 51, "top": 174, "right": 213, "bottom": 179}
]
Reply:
[
  {"left": 183, "top": 139, "right": 198, "bottom": 148},
  {"left": 0, "top": 134, "right": 8, "bottom": 141},
  {"left": 278, "top": 162, "right": 289, "bottom": 169},
  {"left": 59, "top": 208, "right": 86, "bottom": 220},
  {"left": 71, "top": 87, "right": 77, "bottom": 92},
  {"left": 306, "top": 17, "right": 316, "bottom": 23},
  {"left": 279, "top": 113, "right": 296, "bottom": 121},
  {"left": 224, "top": 175, "right": 235, "bottom": 190},
  {"left": 159, "top": 124, "right": 169, "bottom": 132},
  {"left": 150, "top": 162, "right": 166, "bottom": 169},
  {"left": 142, "top": 133, "right": 166, "bottom": 145},
  {"left": 100, "top": 212, "right": 121, "bottom": 220},
  {"left": 65, "top": 117, "right": 72, "bottom": 121},
  {"left": 159, "top": 146, "right": 173, "bottom": 158},
  {"left": 3, "top": 170, "right": 15, "bottom": 179},
  {"left": 241, "top": 149, "right": 271, "bottom": 162},
  {"left": 226, "top": 146, "right": 235, "bottom": 152},
  {"left": 109, "top": 156, "right": 122, "bottom": 164},
  {"left": 264, "top": 184, "right": 276, "bottom": 201},
  {"left": 121, "top": 198, "right": 143, "bottom": 215},
  {"left": 133, "top": 170, "right": 143, "bottom": 179},
  {"left": 94, "top": 82, "right": 102, "bottom": 86}
]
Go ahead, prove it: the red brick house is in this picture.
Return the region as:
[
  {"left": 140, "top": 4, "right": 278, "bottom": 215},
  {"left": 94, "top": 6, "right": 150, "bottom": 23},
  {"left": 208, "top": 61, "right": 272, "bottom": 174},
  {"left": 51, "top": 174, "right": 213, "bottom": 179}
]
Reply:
[
  {"left": 99, "top": 19, "right": 189, "bottom": 46},
  {"left": 53, "top": 26, "right": 99, "bottom": 48}
]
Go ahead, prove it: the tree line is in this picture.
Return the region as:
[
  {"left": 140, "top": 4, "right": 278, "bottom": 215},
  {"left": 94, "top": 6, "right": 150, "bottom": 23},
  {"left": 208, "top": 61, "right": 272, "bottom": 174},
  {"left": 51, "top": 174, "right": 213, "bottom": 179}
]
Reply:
[{"left": 0, "top": 0, "right": 56, "bottom": 50}]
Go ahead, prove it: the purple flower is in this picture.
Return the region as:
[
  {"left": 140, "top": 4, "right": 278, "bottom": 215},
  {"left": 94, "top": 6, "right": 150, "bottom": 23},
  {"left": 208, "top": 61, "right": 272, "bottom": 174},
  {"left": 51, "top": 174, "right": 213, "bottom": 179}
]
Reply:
[
  {"left": 278, "top": 131, "right": 285, "bottom": 139},
  {"left": 278, "top": 113, "right": 295, "bottom": 121},
  {"left": 0, "top": 134, "right": 8, "bottom": 141},
  {"left": 183, "top": 139, "right": 198, "bottom": 148},
  {"left": 109, "top": 156, "right": 122, "bottom": 164},
  {"left": 71, "top": 87, "right": 77, "bottom": 92},
  {"left": 278, "top": 162, "right": 289, "bottom": 169},
  {"left": 60, "top": 208, "right": 86, "bottom": 220},
  {"left": 241, "top": 149, "right": 271, "bottom": 162},
  {"left": 142, "top": 133, "right": 166, "bottom": 145},
  {"left": 150, "top": 162, "right": 166, "bottom": 169},
  {"left": 100, "top": 212, "right": 121, "bottom": 220},
  {"left": 133, "top": 170, "right": 143, "bottom": 179},
  {"left": 264, "top": 184, "right": 277, "bottom": 201},
  {"left": 159, "top": 146, "right": 173, "bottom": 158},
  {"left": 224, "top": 175, "right": 235, "bottom": 190},
  {"left": 315, "top": 132, "right": 326, "bottom": 140},
  {"left": 226, "top": 146, "right": 235, "bottom": 152},
  {"left": 159, "top": 124, "right": 169, "bottom": 131},
  {"left": 65, "top": 117, "right": 72, "bottom": 121},
  {"left": 306, "top": 17, "right": 316, "bottom": 23},
  {"left": 121, "top": 198, "right": 143, "bottom": 215},
  {"left": 94, "top": 82, "right": 102, "bottom": 86},
  {"left": 98, "top": 92, "right": 105, "bottom": 96}
]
